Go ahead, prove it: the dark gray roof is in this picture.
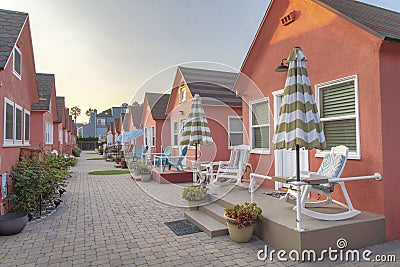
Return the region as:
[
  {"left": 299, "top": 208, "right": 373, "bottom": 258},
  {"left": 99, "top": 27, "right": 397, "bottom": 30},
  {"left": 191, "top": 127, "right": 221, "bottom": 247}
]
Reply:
[
  {"left": 146, "top": 93, "right": 170, "bottom": 120},
  {"left": 98, "top": 108, "right": 112, "bottom": 117},
  {"left": 0, "top": 9, "right": 28, "bottom": 69},
  {"left": 315, "top": 0, "right": 400, "bottom": 42},
  {"left": 179, "top": 66, "right": 241, "bottom": 107},
  {"left": 55, "top": 96, "right": 65, "bottom": 123},
  {"left": 129, "top": 105, "right": 142, "bottom": 127},
  {"left": 31, "top": 73, "right": 55, "bottom": 111}
]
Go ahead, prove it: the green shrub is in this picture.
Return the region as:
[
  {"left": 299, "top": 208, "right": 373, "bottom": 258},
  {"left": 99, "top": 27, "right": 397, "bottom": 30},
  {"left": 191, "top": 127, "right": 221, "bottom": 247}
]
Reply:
[
  {"left": 9, "top": 153, "right": 69, "bottom": 212},
  {"left": 182, "top": 185, "right": 208, "bottom": 201},
  {"left": 72, "top": 147, "right": 81, "bottom": 157}
]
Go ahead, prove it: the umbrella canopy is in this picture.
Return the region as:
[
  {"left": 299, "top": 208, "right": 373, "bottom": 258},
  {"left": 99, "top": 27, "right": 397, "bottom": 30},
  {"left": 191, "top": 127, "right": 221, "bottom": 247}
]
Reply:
[
  {"left": 115, "top": 129, "right": 144, "bottom": 143},
  {"left": 273, "top": 47, "right": 326, "bottom": 151},
  {"left": 180, "top": 94, "right": 214, "bottom": 159},
  {"left": 272, "top": 47, "right": 326, "bottom": 231}
]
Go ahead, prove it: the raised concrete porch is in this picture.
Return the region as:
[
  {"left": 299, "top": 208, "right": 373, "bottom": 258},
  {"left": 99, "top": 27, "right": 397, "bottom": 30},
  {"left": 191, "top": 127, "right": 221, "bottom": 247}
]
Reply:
[{"left": 186, "top": 185, "right": 385, "bottom": 253}]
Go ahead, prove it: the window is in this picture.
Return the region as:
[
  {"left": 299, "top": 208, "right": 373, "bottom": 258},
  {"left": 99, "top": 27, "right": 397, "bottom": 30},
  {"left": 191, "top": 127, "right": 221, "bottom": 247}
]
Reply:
[
  {"left": 179, "top": 86, "right": 187, "bottom": 103},
  {"left": 151, "top": 126, "right": 155, "bottom": 147},
  {"left": 228, "top": 116, "right": 243, "bottom": 148},
  {"left": 316, "top": 75, "right": 359, "bottom": 159},
  {"left": 24, "top": 110, "right": 30, "bottom": 144},
  {"left": 65, "top": 132, "right": 68, "bottom": 144},
  {"left": 59, "top": 130, "right": 63, "bottom": 144},
  {"left": 4, "top": 99, "right": 14, "bottom": 144},
  {"left": 46, "top": 122, "right": 53, "bottom": 144},
  {"left": 250, "top": 98, "right": 270, "bottom": 154},
  {"left": 172, "top": 121, "right": 178, "bottom": 146},
  {"left": 97, "top": 119, "right": 106, "bottom": 126},
  {"left": 15, "top": 105, "right": 22, "bottom": 143},
  {"left": 13, "top": 47, "right": 22, "bottom": 78}
]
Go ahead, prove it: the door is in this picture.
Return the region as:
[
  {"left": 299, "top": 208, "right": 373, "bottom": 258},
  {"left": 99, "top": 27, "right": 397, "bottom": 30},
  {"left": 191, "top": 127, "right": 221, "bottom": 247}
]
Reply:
[{"left": 273, "top": 90, "right": 309, "bottom": 189}]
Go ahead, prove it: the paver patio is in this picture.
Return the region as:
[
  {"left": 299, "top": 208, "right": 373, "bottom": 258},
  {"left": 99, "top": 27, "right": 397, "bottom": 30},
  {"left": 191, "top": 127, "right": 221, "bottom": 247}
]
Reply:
[{"left": 0, "top": 152, "right": 398, "bottom": 266}]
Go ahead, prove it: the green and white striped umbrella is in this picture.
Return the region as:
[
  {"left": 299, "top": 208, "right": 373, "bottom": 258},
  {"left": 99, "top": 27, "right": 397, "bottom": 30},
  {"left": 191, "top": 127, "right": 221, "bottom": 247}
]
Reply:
[
  {"left": 180, "top": 94, "right": 214, "bottom": 159},
  {"left": 272, "top": 47, "right": 326, "bottom": 231},
  {"left": 273, "top": 47, "right": 326, "bottom": 150}
]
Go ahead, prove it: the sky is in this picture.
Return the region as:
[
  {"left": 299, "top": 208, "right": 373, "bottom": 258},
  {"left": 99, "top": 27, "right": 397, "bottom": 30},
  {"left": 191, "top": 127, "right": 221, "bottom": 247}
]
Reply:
[{"left": 2, "top": 0, "right": 400, "bottom": 123}]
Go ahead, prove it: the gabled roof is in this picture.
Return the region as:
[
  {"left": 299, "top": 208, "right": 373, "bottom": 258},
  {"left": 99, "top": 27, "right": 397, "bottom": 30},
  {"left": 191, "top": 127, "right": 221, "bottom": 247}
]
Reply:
[
  {"left": 31, "top": 73, "right": 54, "bottom": 111},
  {"left": 314, "top": 0, "right": 400, "bottom": 42},
  {"left": 179, "top": 66, "right": 241, "bottom": 107},
  {"left": 55, "top": 96, "right": 65, "bottom": 123},
  {"left": 64, "top": 108, "right": 69, "bottom": 129},
  {"left": 98, "top": 108, "right": 112, "bottom": 117},
  {"left": 146, "top": 93, "right": 170, "bottom": 120},
  {"left": 0, "top": 9, "right": 28, "bottom": 69},
  {"left": 129, "top": 105, "right": 142, "bottom": 127}
]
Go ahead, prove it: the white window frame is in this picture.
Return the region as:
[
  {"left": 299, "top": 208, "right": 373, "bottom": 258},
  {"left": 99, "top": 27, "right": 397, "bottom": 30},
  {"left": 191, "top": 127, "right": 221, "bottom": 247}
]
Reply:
[
  {"left": 151, "top": 126, "right": 155, "bottom": 147},
  {"left": 97, "top": 118, "right": 106, "bottom": 126},
  {"left": 4, "top": 98, "right": 14, "bottom": 145},
  {"left": 172, "top": 121, "right": 178, "bottom": 147},
  {"left": 24, "top": 110, "right": 30, "bottom": 145},
  {"left": 13, "top": 46, "right": 22, "bottom": 79},
  {"left": 14, "top": 104, "right": 23, "bottom": 144},
  {"left": 249, "top": 97, "right": 270, "bottom": 154},
  {"left": 59, "top": 129, "right": 63, "bottom": 144},
  {"left": 45, "top": 122, "right": 53, "bottom": 145},
  {"left": 65, "top": 132, "right": 69, "bottom": 145},
  {"left": 315, "top": 75, "right": 360, "bottom": 160},
  {"left": 228, "top": 116, "right": 243, "bottom": 149}
]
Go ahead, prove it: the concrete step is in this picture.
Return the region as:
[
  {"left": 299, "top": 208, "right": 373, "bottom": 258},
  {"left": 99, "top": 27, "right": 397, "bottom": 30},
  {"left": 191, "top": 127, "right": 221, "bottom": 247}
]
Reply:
[
  {"left": 199, "top": 203, "right": 226, "bottom": 224},
  {"left": 184, "top": 210, "right": 228, "bottom": 237}
]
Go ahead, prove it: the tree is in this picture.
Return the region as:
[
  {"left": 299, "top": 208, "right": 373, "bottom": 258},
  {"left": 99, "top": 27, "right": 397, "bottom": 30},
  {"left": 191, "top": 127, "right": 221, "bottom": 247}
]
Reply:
[
  {"left": 70, "top": 106, "right": 81, "bottom": 121},
  {"left": 85, "top": 108, "right": 94, "bottom": 117}
]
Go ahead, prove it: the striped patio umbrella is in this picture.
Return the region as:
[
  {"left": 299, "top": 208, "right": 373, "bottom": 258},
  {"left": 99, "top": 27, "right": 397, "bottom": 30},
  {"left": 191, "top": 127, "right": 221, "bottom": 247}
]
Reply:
[
  {"left": 272, "top": 47, "right": 326, "bottom": 230},
  {"left": 180, "top": 94, "right": 214, "bottom": 160}
]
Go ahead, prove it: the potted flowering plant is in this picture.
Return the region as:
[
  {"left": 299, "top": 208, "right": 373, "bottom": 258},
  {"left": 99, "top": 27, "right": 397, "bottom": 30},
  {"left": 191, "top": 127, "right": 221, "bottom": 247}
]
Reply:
[
  {"left": 182, "top": 184, "right": 208, "bottom": 210},
  {"left": 224, "top": 202, "right": 262, "bottom": 242},
  {"left": 138, "top": 163, "right": 152, "bottom": 182}
]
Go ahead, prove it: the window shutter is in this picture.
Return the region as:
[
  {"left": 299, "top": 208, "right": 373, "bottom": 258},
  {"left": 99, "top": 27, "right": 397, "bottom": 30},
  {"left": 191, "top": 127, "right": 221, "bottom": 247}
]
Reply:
[
  {"left": 323, "top": 119, "right": 356, "bottom": 152},
  {"left": 252, "top": 100, "right": 269, "bottom": 126},
  {"left": 320, "top": 81, "right": 355, "bottom": 118}
]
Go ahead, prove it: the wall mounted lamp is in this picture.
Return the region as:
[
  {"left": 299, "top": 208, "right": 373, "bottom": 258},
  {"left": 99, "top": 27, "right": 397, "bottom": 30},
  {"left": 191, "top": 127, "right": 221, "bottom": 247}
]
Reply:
[
  {"left": 275, "top": 58, "right": 289, "bottom": 72},
  {"left": 179, "top": 110, "right": 184, "bottom": 115}
]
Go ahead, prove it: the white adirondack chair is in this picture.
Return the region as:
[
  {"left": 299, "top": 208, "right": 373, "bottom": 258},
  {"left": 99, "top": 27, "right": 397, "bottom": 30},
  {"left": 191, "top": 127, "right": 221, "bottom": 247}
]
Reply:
[{"left": 209, "top": 145, "right": 251, "bottom": 188}]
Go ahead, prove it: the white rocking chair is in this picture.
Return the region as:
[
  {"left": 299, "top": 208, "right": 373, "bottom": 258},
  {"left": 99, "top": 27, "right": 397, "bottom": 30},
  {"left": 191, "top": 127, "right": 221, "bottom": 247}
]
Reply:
[
  {"left": 288, "top": 145, "right": 360, "bottom": 220},
  {"left": 209, "top": 145, "right": 251, "bottom": 188}
]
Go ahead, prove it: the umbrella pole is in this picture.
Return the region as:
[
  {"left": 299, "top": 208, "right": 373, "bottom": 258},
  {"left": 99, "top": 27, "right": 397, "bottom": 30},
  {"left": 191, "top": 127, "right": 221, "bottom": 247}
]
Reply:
[
  {"left": 195, "top": 143, "right": 198, "bottom": 161},
  {"left": 295, "top": 145, "right": 304, "bottom": 231}
]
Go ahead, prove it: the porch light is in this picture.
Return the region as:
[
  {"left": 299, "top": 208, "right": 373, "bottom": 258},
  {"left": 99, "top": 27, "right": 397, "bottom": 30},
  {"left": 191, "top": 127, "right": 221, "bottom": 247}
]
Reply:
[{"left": 275, "top": 58, "right": 289, "bottom": 72}]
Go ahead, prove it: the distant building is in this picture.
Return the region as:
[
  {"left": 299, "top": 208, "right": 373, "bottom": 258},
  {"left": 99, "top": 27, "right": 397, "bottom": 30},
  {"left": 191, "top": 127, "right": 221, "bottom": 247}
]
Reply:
[{"left": 79, "top": 103, "right": 128, "bottom": 138}]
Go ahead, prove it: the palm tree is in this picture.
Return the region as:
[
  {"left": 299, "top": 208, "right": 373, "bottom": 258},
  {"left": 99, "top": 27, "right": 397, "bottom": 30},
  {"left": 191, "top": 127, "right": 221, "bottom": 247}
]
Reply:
[
  {"left": 70, "top": 106, "right": 81, "bottom": 122},
  {"left": 85, "top": 108, "right": 94, "bottom": 117}
]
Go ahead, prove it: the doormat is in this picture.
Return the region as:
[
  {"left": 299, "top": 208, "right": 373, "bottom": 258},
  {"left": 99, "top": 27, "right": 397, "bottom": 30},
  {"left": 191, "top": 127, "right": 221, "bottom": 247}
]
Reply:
[
  {"left": 262, "top": 191, "right": 287, "bottom": 198},
  {"left": 165, "top": 219, "right": 203, "bottom": 236}
]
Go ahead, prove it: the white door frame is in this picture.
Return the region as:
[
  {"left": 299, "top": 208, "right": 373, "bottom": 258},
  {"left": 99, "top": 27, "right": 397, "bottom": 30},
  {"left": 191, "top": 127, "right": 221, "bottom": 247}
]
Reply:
[{"left": 272, "top": 89, "right": 309, "bottom": 190}]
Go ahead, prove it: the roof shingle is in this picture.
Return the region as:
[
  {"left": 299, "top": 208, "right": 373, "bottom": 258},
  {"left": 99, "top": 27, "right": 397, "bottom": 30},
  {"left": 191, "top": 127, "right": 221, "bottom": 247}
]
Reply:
[
  {"left": 146, "top": 93, "right": 170, "bottom": 120},
  {"left": 55, "top": 96, "right": 65, "bottom": 123},
  {"left": 0, "top": 9, "right": 28, "bottom": 69},
  {"left": 316, "top": 0, "right": 400, "bottom": 42},
  {"left": 31, "top": 73, "right": 54, "bottom": 111},
  {"left": 179, "top": 67, "right": 241, "bottom": 107}
]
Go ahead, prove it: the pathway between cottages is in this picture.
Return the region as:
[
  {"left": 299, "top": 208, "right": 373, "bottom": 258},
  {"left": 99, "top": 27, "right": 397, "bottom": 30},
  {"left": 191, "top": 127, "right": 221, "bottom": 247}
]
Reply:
[{"left": 0, "top": 152, "right": 398, "bottom": 266}]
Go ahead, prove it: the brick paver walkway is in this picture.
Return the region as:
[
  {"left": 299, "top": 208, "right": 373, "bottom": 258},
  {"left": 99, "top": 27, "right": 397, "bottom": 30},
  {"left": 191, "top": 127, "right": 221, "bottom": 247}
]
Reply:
[{"left": 0, "top": 152, "right": 399, "bottom": 266}]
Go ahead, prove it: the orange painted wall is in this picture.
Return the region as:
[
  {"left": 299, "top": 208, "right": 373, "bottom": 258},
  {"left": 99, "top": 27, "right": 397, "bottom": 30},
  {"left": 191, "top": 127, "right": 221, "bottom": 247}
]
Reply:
[
  {"left": 379, "top": 41, "right": 400, "bottom": 241},
  {"left": 236, "top": 0, "right": 393, "bottom": 238},
  {"left": 165, "top": 83, "right": 242, "bottom": 166},
  {"left": 0, "top": 17, "right": 38, "bottom": 214}
]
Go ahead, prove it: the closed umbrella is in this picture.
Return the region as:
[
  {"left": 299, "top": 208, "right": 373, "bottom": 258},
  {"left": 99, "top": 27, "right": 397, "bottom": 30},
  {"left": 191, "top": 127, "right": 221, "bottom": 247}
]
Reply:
[
  {"left": 180, "top": 94, "right": 214, "bottom": 161},
  {"left": 273, "top": 47, "right": 326, "bottom": 231}
]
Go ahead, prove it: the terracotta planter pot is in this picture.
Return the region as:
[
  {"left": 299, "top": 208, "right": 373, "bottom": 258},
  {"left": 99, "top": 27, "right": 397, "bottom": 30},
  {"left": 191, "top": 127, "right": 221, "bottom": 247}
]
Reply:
[
  {"left": 0, "top": 212, "right": 28, "bottom": 236},
  {"left": 224, "top": 214, "right": 255, "bottom": 243},
  {"left": 121, "top": 161, "right": 127, "bottom": 169}
]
